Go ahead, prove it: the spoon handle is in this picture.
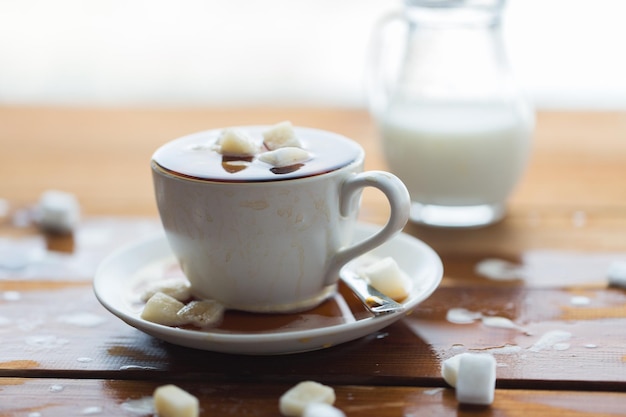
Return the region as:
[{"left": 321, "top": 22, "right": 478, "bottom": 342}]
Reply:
[{"left": 340, "top": 267, "right": 405, "bottom": 316}]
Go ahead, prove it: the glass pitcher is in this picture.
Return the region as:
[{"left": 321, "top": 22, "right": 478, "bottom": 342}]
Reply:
[{"left": 367, "top": 0, "right": 534, "bottom": 228}]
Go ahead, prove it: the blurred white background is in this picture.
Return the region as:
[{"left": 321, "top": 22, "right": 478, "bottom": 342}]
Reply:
[{"left": 0, "top": 0, "right": 624, "bottom": 109}]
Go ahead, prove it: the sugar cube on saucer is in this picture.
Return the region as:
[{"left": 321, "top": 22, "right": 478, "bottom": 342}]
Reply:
[
  {"left": 358, "top": 257, "right": 410, "bottom": 301},
  {"left": 141, "top": 292, "right": 186, "bottom": 326},
  {"left": 177, "top": 300, "right": 225, "bottom": 328},
  {"left": 279, "top": 381, "right": 336, "bottom": 417},
  {"left": 154, "top": 384, "right": 199, "bottom": 417},
  {"left": 140, "top": 279, "right": 191, "bottom": 303},
  {"left": 263, "top": 121, "right": 302, "bottom": 150}
]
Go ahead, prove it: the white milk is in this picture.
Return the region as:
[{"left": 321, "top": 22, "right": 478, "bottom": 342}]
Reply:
[{"left": 379, "top": 102, "right": 532, "bottom": 207}]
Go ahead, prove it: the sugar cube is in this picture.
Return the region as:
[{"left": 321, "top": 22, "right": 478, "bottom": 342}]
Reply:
[
  {"left": 455, "top": 353, "right": 496, "bottom": 405},
  {"left": 258, "top": 147, "right": 311, "bottom": 168},
  {"left": 140, "top": 279, "right": 192, "bottom": 302},
  {"left": 608, "top": 261, "right": 626, "bottom": 289},
  {"left": 141, "top": 292, "right": 186, "bottom": 326},
  {"left": 303, "top": 402, "right": 346, "bottom": 417},
  {"left": 153, "top": 384, "right": 199, "bottom": 417},
  {"left": 358, "top": 257, "right": 410, "bottom": 301},
  {"left": 177, "top": 299, "right": 225, "bottom": 328},
  {"left": 263, "top": 121, "right": 301, "bottom": 150},
  {"left": 34, "top": 190, "right": 80, "bottom": 234},
  {"left": 218, "top": 128, "right": 259, "bottom": 156},
  {"left": 279, "top": 381, "right": 336, "bottom": 417}
]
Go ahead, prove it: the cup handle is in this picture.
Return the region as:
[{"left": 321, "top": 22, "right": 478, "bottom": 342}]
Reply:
[{"left": 324, "top": 170, "right": 411, "bottom": 285}]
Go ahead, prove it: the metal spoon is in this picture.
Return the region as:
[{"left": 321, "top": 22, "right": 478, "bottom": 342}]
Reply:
[{"left": 339, "top": 266, "right": 405, "bottom": 316}]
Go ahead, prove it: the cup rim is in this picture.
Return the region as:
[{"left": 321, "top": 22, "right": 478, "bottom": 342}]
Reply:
[
  {"left": 151, "top": 125, "right": 365, "bottom": 183},
  {"left": 151, "top": 156, "right": 364, "bottom": 185}
]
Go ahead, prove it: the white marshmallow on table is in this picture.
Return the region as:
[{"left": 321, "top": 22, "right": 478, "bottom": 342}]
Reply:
[
  {"left": 176, "top": 299, "right": 225, "bottom": 328},
  {"left": 457, "top": 353, "right": 497, "bottom": 405},
  {"left": 358, "top": 256, "right": 411, "bottom": 301},
  {"left": 608, "top": 261, "right": 626, "bottom": 289},
  {"left": 217, "top": 128, "right": 259, "bottom": 156},
  {"left": 442, "top": 353, "right": 496, "bottom": 405},
  {"left": 279, "top": 381, "right": 336, "bottom": 417},
  {"left": 34, "top": 190, "right": 80, "bottom": 234},
  {"left": 258, "top": 147, "right": 311, "bottom": 168},
  {"left": 441, "top": 353, "right": 463, "bottom": 388},
  {"left": 302, "top": 403, "right": 346, "bottom": 417},
  {"left": 263, "top": 121, "right": 302, "bottom": 150},
  {"left": 140, "top": 292, "right": 187, "bottom": 326},
  {"left": 153, "top": 384, "right": 199, "bottom": 417}
]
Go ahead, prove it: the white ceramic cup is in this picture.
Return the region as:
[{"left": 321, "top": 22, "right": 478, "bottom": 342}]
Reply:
[{"left": 151, "top": 126, "right": 410, "bottom": 313}]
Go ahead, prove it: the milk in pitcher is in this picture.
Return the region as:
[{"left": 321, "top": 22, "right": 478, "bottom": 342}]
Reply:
[{"left": 379, "top": 102, "right": 532, "bottom": 226}]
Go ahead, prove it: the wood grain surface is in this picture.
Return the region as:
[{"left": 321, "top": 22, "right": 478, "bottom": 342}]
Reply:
[{"left": 1, "top": 107, "right": 625, "bottom": 416}]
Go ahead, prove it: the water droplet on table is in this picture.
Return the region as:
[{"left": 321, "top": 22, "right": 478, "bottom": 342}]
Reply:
[{"left": 49, "top": 384, "right": 64, "bottom": 393}]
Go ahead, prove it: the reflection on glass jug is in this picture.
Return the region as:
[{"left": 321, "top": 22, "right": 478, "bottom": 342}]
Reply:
[{"left": 367, "top": 0, "right": 534, "bottom": 228}]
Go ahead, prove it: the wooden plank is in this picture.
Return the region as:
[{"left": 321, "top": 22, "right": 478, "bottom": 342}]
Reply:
[
  {"left": 1, "top": 108, "right": 625, "bottom": 218},
  {"left": 2, "top": 107, "right": 626, "bottom": 409},
  {"left": 1, "top": 378, "right": 625, "bottom": 417},
  {"left": 1, "top": 281, "right": 625, "bottom": 389},
  {"left": 0, "top": 107, "right": 377, "bottom": 217}
]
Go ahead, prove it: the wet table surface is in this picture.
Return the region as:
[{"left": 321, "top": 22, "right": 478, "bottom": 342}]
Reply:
[{"left": 1, "top": 107, "right": 626, "bottom": 416}]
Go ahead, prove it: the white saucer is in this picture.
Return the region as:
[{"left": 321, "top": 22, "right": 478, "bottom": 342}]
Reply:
[{"left": 93, "top": 222, "right": 443, "bottom": 355}]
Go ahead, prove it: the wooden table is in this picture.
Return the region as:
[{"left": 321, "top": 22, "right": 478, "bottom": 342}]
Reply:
[{"left": 1, "top": 107, "right": 625, "bottom": 416}]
